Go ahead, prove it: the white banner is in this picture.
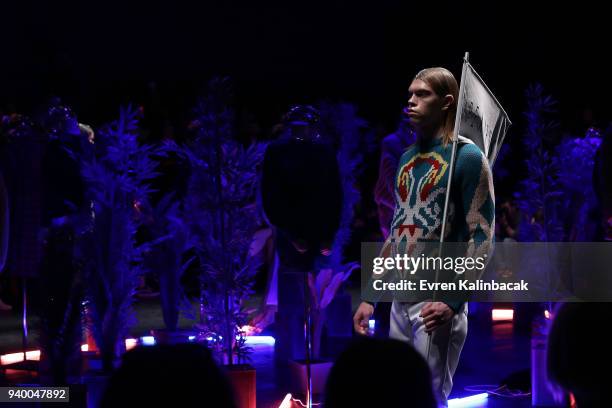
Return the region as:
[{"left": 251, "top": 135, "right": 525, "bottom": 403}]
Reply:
[{"left": 458, "top": 63, "right": 511, "bottom": 167}]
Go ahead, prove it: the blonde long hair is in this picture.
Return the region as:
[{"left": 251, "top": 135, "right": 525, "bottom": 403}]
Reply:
[{"left": 414, "top": 67, "right": 458, "bottom": 145}]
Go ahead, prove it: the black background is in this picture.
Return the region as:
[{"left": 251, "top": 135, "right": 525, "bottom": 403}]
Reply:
[{"left": 1, "top": 0, "right": 608, "bottom": 135}]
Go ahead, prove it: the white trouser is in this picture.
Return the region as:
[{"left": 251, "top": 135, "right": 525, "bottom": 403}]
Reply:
[{"left": 389, "top": 301, "right": 468, "bottom": 407}]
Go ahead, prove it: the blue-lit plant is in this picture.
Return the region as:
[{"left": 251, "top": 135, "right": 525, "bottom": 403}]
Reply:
[
  {"left": 515, "top": 84, "right": 564, "bottom": 242},
  {"left": 553, "top": 128, "right": 602, "bottom": 241},
  {"left": 513, "top": 84, "right": 567, "bottom": 312},
  {"left": 72, "top": 105, "right": 159, "bottom": 372},
  {"left": 516, "top": 85, "right": 603, "bottom": 243},
  {"left": 184, "top": 78, "right": 266, "bottom": 365}
]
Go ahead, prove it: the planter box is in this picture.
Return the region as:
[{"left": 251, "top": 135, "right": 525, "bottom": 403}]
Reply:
[
  {"left": 288, "top": 359, "right": 333, "bottom": 397},
  {"left": 225, "top": 364, "right": 256, "bottom": 408}
]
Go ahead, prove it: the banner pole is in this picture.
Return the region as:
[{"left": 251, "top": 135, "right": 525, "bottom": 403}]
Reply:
[
  {"left": 426, "top": 51, "right": 469, "bottom": 364},
  {"left": 439, "top": 51, "right": 469, "bottom": 243}
]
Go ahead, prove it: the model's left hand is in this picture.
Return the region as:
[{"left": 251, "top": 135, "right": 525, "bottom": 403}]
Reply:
[{"left": 420, "top": 302, "right": 455, "bottom": 334}]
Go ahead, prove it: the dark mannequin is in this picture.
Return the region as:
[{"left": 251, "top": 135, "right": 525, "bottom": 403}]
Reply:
[{"left": 260, "top": 105, "right": 343, "bottom": 384}]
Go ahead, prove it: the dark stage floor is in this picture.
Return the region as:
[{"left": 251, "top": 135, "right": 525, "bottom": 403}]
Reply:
[
  {"left": 0, "top": 292, "right": 533, "bottom": 407},
  {"left": 252, "top": 302, "right": 532, "bottom": 407}
]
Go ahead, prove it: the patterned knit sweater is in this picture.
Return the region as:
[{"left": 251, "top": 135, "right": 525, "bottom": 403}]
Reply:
[{"left": 389, "top": 135, "right": 495, "bottom": 311}]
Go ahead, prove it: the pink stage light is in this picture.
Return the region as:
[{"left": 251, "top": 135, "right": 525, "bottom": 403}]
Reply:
[
  {"left": 3, "top": 335, "right": 273, "bottom": 367},
  {"left": 278, "top": 393, "right": 293, "bottom": 408},
  {"left": 492, "top": 308, "right": 514, "bottom": 321},
  {"left": 82, "top": 339, "right": 136, "bottom": 353},
  {"left": 125, "top": 338, "right": 138, "bottom": 350},
  {"left": 240, "top": 325, "right": 261, "bottom": 336},
  {"left": 0, "top": 350, "right": 41, "bottom": 366}
]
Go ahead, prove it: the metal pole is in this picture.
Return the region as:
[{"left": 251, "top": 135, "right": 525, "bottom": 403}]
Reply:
[
  {"left": 426, "top": 52, "right": 470, "bottom": 363},
  {"left": 302, "top": 268, "right": 313, "bottom": 408},
  {"left": 439, "top": 51, "right": 469, "bottom": 243},
  {"left": 21, "top": 277, "right": 28, "bottom": 361}
]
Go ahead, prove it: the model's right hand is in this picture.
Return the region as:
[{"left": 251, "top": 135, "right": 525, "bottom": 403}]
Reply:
[{"left": 353, "top": 302, "right": 374, "bottom": 336}]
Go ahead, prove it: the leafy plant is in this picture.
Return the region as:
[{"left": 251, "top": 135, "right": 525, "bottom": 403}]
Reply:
[
  {"left": 183, "top": 78, "right": 266, "bottom": 365},
  {"left": 71, "top": 105, "right": 159, "bottom": 372},
  {"left": 553, "top": 128, "right": 602, "bottom": 241},
  {"left": 515, "top": 84, "right": 564, "bottom": 242}
]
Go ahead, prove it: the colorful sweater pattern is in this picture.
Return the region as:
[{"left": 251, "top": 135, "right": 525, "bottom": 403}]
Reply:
[{"left": 389, "top": 136, "right": 495, "bottom": 311}]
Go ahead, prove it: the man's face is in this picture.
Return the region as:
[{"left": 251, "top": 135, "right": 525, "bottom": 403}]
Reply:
[{"left": 403, "top": 79, "right": 447, "bottom": 131}]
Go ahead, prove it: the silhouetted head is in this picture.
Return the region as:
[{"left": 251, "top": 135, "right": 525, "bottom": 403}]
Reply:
[
  {"left": 101, "top": 343, "right": 236, "bottom": 408},
  {"left": 41, "top": 100, "right": 81, "bottom": 139},
  {"left": 547, "top": 303, "right": 612, "bottom": 407},
  {"left": 325, "top": 337, "right": 436, "bottom": 408},
  {"left": 281, "top": 105, "right": 321, "bottom": 141}
]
